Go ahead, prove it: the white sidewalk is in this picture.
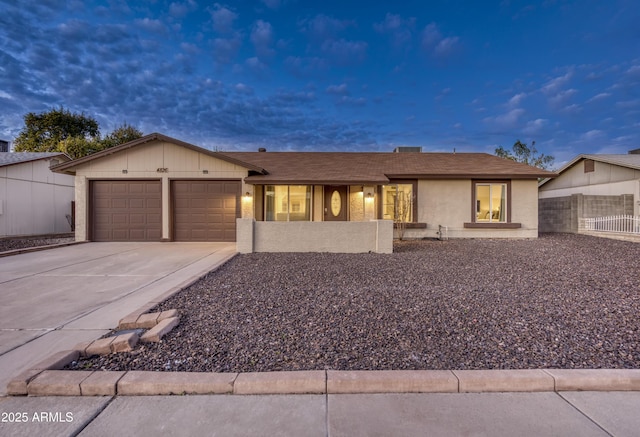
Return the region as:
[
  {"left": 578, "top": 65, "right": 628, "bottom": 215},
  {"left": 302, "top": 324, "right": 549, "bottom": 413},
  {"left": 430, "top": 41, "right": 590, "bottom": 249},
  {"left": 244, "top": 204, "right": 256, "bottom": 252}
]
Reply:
[{"left": 2, "top": 391, "right": 640, "bottom": 436}]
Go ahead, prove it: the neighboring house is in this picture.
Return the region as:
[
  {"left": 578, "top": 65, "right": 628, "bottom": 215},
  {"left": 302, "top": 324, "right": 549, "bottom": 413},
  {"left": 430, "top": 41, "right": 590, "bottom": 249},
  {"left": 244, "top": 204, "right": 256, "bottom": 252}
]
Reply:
[
  {"left": 0, "top": 152, "right": 75, "bottom": 237},
  {"left": 52, "top": 133, "right": 555, "bottom": 253},
  {"left": 538, "top": 151, "right": 640, "bottom": 233}
]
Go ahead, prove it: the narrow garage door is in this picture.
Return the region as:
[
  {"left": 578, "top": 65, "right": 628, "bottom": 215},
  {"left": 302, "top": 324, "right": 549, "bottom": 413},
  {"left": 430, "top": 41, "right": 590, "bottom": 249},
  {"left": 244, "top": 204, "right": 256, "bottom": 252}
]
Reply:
[
  {"left": 172, "top": 180, "right": 240, "bottom": 242},
  {"left": 91, "top": 180, "right": 162, "bottom": 241}
]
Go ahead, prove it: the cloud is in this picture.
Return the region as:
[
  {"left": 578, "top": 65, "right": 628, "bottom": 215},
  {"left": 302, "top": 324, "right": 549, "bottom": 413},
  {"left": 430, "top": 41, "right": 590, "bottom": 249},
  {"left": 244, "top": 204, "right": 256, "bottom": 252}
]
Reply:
[
  {"left": 541, "top": 71, "right": 573, "bottom": 95},
  {"left": 326, "top": 84, "right": 350, "bottom": 95},
  {"left": 135, "top": 18, "right": 166, "bottom": 34},
  {"left": 421, "top": 23, "right": 460, "bottom": 57},
  {"left": 245, "top": 57, "right": 269, "bottom": 74},
  {"left": 586, "top": 92, "right": 611, "bottom": 103},
  {"left": 211, "top": 35, "right": 242, "bottom": 64},
  {"left": 549, "top": 88, "right": 577, "bottom": 106},
  {"left": 581, "top": 129, "right": 604, "bottom": 141},
  {"left": 234, "top": 83, "right": 253, "bottom": 94},
  {"left": 336, "top": 96, "right": 367, "bottom": 106},
  {"left": 260, "top": 0, "right": 282, "bottom": 9},
  {"left": 483, "top": 108, "right": 525, "bottom": 128},
  {"left": 422, "top": 23, "right": 441, "bottom": 47},
  {"left": 169, "top": 1, "right": 197, "bottom": 18},
  {"left": 508, "top": 92, "right": 527, "bottom": 107},
  {"left": 626, "top": 64, "right": 640, "bottom": 77},
  {"left": 298, "top": 14, "right": 353, "bottom": 41},
  {"left": 210, "top": 4, "right": 237, "bottom": 34},
  {"left": 373, "top": 13, "right": 415, "bottom": 49},
  {"left": 283, "top": 56, "right": 328, "bottom": 78},
  {"left": 320, "top": 39, "right": 368, "bottom": 66},
  {"left": 250, "top": 20, "right": 275, "bottom": 60},
  {"left": 523, "top": 118, "right": 548, "bottom": 134}
]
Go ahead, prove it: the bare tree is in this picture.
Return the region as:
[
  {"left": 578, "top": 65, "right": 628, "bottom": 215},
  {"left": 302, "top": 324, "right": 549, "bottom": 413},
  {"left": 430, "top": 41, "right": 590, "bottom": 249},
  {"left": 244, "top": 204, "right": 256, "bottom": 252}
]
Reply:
[{"left": 394, "top": 190, "right": 414, "bottom": 240}]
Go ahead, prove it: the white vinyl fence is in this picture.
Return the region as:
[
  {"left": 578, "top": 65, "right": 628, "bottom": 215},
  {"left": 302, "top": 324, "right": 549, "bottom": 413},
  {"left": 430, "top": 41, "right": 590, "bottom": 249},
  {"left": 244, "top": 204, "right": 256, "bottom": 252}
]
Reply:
[{"left": 581, "top": 215, "right": 640, "bottom": 234}]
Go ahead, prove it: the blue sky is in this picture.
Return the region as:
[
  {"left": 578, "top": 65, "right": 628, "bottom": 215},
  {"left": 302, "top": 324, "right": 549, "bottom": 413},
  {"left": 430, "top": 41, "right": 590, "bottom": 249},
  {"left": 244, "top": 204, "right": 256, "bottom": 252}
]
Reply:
[{"left": 1, "top": 0, "right": 638, "bottom": 166}]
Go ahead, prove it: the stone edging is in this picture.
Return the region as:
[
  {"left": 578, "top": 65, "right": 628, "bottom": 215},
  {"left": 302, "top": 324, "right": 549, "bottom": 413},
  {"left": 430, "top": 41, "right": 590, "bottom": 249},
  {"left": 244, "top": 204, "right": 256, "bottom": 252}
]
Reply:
[{"left": 8, "top": 356, "right": 640, "bottom": 396}]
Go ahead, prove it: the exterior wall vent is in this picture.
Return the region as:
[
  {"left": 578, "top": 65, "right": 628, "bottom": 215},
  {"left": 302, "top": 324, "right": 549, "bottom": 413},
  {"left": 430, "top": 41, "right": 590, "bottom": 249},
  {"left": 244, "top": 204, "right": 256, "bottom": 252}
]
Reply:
[
  {"left": 393, "top": 146, "right": 422, "bottom": 153},
  {"left": 584, "top": 159, "right": 595, "bottom": 173}
]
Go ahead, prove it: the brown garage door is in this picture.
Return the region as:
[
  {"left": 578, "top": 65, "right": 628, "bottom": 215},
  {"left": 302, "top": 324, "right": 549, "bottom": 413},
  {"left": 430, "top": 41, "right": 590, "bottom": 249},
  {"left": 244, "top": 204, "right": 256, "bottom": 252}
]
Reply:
[
  {"left": 91, "top": 180, "right": 162, "bottom": 241},
  {"left": 172, "top": 180, "right": 240, "bottom": 241}
]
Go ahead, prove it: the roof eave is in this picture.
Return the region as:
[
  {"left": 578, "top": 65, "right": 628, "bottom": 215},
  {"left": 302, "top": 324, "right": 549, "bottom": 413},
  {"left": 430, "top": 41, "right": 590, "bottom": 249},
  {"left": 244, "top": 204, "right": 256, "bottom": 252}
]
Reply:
[
  {"left": 1, "top": 153, "right": 71, "bottom": 169},
  {"left": 50, "top": 133, "right": 267, "bottom": 174},
  {"left": 244, "top": 178, "right": 390, "bottom": 185}
]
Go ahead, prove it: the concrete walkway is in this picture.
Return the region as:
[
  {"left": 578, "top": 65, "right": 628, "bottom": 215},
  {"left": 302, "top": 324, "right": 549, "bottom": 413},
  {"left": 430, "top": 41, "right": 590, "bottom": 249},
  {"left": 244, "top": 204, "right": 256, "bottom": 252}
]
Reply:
[
  {"left": 2, "top": 391, "right": 640, "bottom": 436},
  {"left": 0, "top": 242, "right": 237, "bottom": 396}
]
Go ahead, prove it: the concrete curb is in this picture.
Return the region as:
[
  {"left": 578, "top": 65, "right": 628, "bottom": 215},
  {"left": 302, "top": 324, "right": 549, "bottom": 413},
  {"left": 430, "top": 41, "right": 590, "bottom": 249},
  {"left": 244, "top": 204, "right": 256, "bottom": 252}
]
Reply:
[{"left": 9, "top": 362, "right": 640, "bottom": 396}]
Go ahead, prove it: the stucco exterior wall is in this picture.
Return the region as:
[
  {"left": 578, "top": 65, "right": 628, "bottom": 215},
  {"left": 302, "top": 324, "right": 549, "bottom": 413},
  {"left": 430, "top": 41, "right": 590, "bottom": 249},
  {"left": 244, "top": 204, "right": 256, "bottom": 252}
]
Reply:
[
  {"left": 539, "top": 159, "right": 640, "bottom": 218},
  {"left": 540, "top": 160, "right": 640, "bottom": 191},
  {"left": 237, "top": 218, "right": 393, "bottom": 253},
  {"left": 399, "top": 179, "right": 539, "bottom": 239},
  {"left": 0, "top": 159, "right": 74, "bottom": 237},
  {"left": 71, "top": 140, "right": 249, "bottom": 241}
]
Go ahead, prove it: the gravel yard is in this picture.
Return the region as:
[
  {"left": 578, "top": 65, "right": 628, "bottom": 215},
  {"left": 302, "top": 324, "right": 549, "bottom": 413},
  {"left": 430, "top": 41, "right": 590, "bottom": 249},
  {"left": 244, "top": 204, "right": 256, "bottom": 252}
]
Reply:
[
  {"left": 72, "top": 234, "right": 640, "bottom": 372},
  {"left": 0, "top": 235, "right": 75, "bottom": 253}
]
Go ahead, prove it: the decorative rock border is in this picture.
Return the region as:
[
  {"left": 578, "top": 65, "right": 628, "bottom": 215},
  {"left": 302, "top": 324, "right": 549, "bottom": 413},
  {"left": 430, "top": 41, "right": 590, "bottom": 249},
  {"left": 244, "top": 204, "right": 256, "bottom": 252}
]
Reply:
[{"left": 71, "top": 309, "right": 181, "bottom": 360}]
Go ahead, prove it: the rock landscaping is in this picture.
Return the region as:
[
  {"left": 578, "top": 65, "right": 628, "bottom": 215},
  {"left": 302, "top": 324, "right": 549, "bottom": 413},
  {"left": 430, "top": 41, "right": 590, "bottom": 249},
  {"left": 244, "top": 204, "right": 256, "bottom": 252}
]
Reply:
[
  {"left": 67, "top": 234, "right": 640, "bottom": 373},
  {"left": 0, "top": 235, "right": 75, "bottom": 253}
]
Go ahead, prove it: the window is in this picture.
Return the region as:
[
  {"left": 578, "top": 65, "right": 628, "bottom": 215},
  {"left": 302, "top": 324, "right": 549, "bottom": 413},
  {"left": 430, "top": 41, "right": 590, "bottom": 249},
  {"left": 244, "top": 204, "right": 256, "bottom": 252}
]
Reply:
[
  {"left": 265, "top": 185, "right": 311, "bottom": 221},
  {"left": 475, "top": 183, "right": 507, "bottom": 223},
  {"left": 381, "top": 183, "right": 414, "bottom": 222}
]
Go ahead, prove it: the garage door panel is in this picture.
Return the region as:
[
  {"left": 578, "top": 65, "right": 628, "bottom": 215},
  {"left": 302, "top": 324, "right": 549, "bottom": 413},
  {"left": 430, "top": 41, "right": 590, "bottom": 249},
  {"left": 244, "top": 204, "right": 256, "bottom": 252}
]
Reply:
[
  {"left": 91, "top": 181, "right": 162, "bottom": 241},
  {"left": 172, "top": 180, "right": 239, "bottom": 242},
  {"left": 147, "top": 198, "right": 162, "bottom": 208},
  {"left": 111, "top": 184, "right": 129, "bottom": 195}
]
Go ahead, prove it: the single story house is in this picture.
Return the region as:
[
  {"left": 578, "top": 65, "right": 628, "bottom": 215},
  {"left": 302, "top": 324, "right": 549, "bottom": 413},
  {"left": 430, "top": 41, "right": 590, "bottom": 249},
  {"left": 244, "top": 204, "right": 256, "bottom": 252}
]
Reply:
[
  {"left": 0, "top": 152, "right": 75, "bottom": 237},
  {"left": 52, "top": 133, "right": 555, "bottom": 253},
  {"left": 538, "top": 151, "right": 640, "bottom": 233}
]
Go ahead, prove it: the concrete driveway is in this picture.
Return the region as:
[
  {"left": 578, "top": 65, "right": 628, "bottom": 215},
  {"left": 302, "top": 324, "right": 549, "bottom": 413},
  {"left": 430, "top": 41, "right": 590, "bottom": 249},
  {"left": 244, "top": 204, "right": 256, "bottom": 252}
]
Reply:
[{"left": 0, "top": 242, "right": 237, "bottom": 395}]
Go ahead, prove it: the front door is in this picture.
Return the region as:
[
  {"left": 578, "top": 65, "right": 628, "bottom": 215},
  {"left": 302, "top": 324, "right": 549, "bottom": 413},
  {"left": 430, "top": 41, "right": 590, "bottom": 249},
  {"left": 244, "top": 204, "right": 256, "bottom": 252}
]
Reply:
[{"left": 324, "top": 185, "right": 348, "bottom": 221}]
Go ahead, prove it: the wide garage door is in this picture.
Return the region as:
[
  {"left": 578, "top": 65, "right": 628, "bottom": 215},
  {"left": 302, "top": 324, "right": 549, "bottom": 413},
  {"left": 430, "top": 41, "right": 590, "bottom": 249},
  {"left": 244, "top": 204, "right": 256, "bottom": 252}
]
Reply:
[
  {"left": 91, "top": 180, "right": 162, "bottom": 241},
  {"left": 172, "top": 180, "right": 240, "bottom": 241}
]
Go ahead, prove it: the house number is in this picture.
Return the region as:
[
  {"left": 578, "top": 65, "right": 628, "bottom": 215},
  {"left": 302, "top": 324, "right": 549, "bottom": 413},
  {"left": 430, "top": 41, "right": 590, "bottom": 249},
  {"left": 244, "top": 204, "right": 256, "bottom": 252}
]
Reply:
[
  {"left": 156, "top": 168, "right": 169, "bottom": 173},
  {"left": 331, "top": 190, "right": 341, "bottom": 216}
]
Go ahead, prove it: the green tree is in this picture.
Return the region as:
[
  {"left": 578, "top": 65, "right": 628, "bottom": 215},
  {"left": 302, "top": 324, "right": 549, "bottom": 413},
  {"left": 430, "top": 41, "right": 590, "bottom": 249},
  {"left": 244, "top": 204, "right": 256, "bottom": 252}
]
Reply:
[
  {"left": 57, "top": 136, "right": 98, "bottom": 160},
  {"left": 13, "top": 107, "right": 100, "bottom": 153},
  {"left": 13, "top": 108, "right": 143, "bottom": 158},
  {"left": 495, "top": 140, "right": 554, "bottom": 170},
  {"left": 98, "top": 123, "right": 143, "bottom": 149}
]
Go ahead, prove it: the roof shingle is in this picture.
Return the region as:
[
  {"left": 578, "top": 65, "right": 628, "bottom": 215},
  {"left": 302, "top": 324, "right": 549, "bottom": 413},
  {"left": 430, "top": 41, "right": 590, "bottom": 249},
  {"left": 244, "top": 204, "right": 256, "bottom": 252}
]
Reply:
[
  {"left": 221, "top": 152, "right": 556, "bottom": 184},
  {"left": 0, "top": 152, "right": 68, "bottom": 168}
]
